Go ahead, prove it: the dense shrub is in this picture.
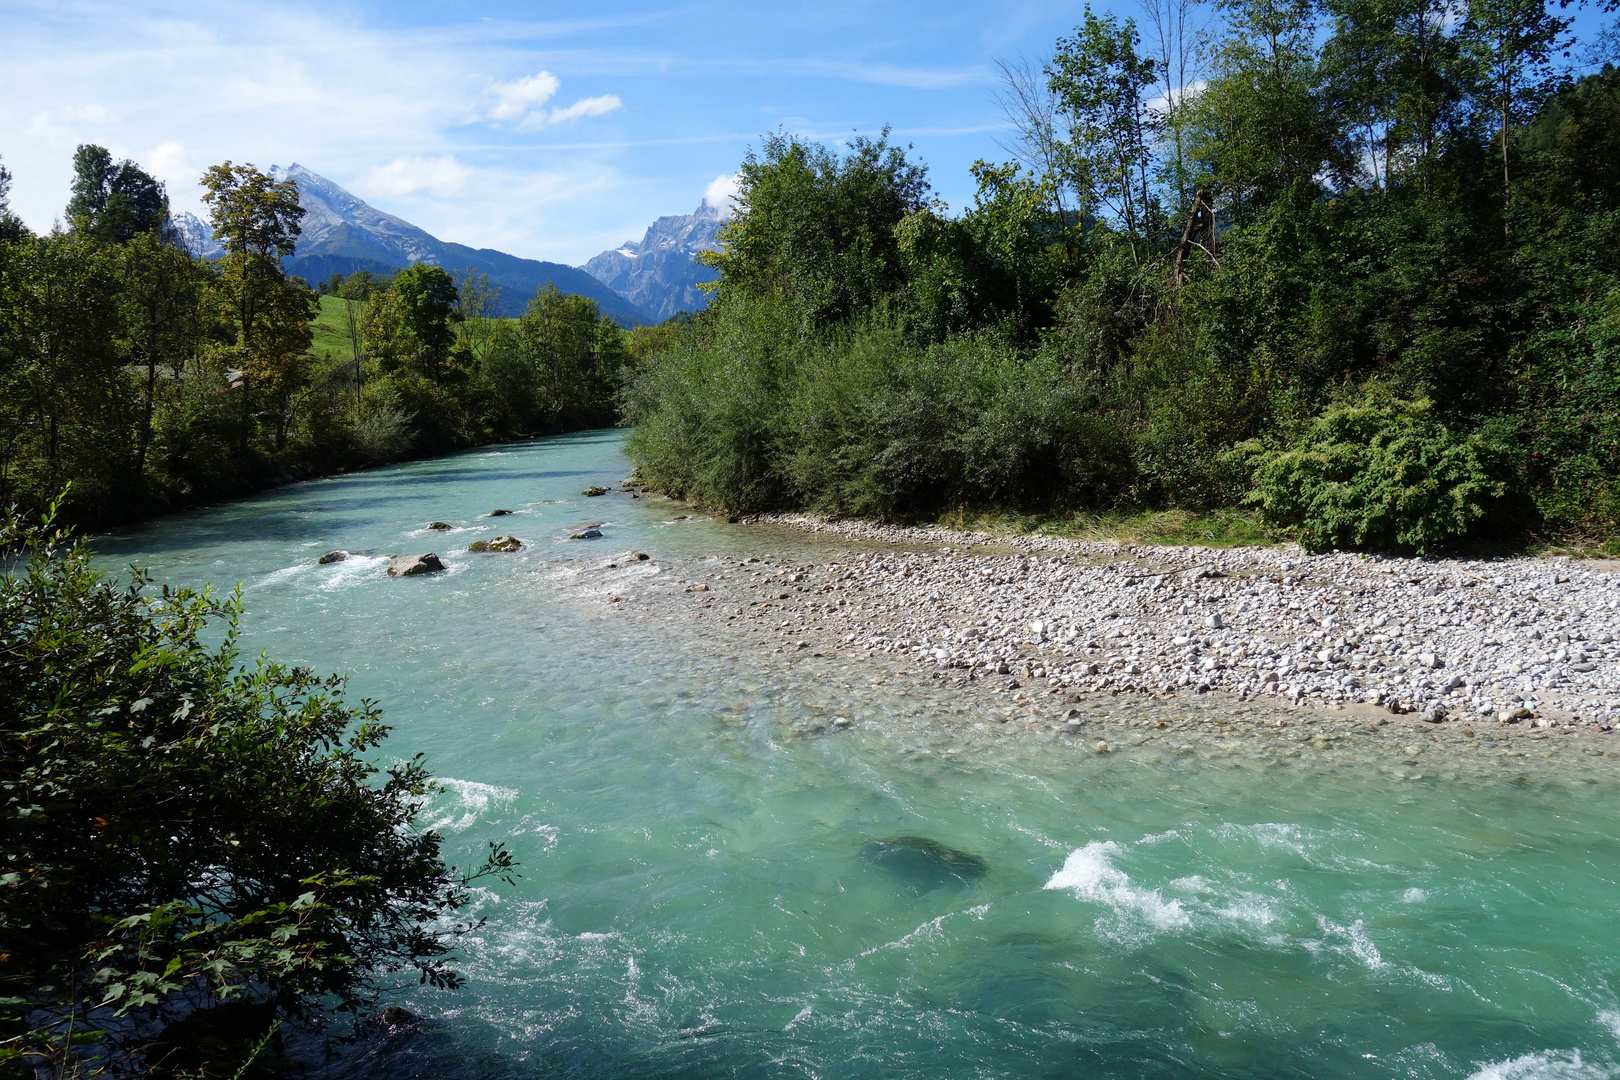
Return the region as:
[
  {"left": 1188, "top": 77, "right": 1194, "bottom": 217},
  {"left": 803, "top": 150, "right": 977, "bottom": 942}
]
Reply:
[
  {"left": 1240, "top": 391, "right": 1518, "bottom": 553},
  {"left": 0, "top": 503, "right": 514, "bottom": 1074}
]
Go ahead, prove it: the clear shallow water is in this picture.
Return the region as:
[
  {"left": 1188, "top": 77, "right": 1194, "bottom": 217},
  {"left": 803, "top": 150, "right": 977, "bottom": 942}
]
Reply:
[{"left": 94, "top": 431, "right": 1620, "bottom": 1080}]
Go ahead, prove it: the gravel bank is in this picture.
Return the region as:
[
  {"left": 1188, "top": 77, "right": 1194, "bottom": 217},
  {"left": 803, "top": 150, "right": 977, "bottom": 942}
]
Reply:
[{"left": 659, "top": 513, "right": 1620, "bottom": 732}]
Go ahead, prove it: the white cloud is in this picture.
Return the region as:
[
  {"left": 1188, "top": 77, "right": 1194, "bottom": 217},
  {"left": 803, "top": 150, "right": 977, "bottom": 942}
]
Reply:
[
  {"left": 490, "top": 71, "right": 560, "bottom": 120},
  {"left": 485, "top": 71, "right": 623, "bottom": 132},
  {"left": 360, "top": 154, "right": 473, "bottom": 198},
  {"left": 542, "top": 93, "right": 624, "bottom": 126},
  {"left": 703, "top": 172, "right": 741, "bottom": 218}
]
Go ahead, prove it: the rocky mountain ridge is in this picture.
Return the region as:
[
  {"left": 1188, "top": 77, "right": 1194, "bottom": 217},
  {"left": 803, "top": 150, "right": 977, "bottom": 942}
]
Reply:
[
  {"left": 580, "top": 202, "right": 723, "bottom": 322},
  {"left": 173, "top": 165, "right": 650, "bottom": 325}
]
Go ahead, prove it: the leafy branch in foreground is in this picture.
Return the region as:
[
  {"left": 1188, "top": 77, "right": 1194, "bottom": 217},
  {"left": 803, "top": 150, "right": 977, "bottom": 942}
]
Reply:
[{"left": 0, "top": 496, "right": 517, "bottom": 1076}]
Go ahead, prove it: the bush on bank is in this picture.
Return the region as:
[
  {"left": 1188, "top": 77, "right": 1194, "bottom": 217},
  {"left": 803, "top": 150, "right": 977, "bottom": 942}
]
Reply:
[
  {"left": 0, "top": 501, "right": 515, "bottom": 1075},
  {"left": 621, "top": 53, "right": 1620, "bottom": 554}
]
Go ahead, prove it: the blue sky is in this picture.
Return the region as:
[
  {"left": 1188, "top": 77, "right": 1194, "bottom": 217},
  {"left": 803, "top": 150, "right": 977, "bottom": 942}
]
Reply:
[
  {"left": 1, "top": 0, "right": 1105, "bottom": 265},
  {"left": 4, "top": 0, "right": 1612, "bottom": 266}
]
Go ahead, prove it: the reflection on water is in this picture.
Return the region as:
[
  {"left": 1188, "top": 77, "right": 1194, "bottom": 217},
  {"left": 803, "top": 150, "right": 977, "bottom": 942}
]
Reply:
[{"left": 94, "top": 431, "right": 1620, "bottom": 1080}]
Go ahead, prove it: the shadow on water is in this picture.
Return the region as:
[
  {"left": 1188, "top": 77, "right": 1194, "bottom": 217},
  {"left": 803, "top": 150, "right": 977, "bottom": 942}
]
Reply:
[{"left": 859, "top": 836, "right": 989, "bottom": 895}]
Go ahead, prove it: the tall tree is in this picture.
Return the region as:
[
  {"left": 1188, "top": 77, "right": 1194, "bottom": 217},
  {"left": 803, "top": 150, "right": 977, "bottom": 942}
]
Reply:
[
  {"left": 392, "top": 263, "right": 462, "bottom": 377},
  {"left": 1322, "top": 0, "right": 1471, "bottom": 194},
  {"left": 0, "top": 155, "right": 25, "bottom": 242},
  {"left": 1191, "top": 0, "right": 1346, "bottom": 220},
  {"left": 1138, "top": 0, "right": 1209, "bottom": 208},
  {"left": 116, "top": 230, "right": 208, "bottom": 484},
  {"left": 1048, "top": 9, "right": 1161, "bottom": 259},
  {"left": 1461, "top": 0, "right": 1573, "bottom": 231},
  {"left": 702, "top": 131, "right": 931, "bottom": 325},
  {"left": 455, "top": 267, "right": 504, "bottom": 359},
  {"left": 200, "top": 163, "right": 315, "bottom": 452},
  {"left": 994, "top": 54, "right": 1074, "bottom": 222},
  {"left": 65, "top": 145, "right": 169, "bottom": 244}
]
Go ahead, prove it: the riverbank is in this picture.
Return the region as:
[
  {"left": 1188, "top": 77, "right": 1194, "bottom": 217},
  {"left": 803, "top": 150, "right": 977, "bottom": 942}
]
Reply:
[{"left": 638, "top": 508, "right": 1620, "bottom": 734}]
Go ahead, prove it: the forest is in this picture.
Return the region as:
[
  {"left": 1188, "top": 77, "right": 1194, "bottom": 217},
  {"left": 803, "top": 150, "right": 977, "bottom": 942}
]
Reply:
[
  {"left": 624, "top": 0, "right": 1620, "bottom": 554},
  {"left": 0, "top": 149, "right": 653, "bottom": 528}
]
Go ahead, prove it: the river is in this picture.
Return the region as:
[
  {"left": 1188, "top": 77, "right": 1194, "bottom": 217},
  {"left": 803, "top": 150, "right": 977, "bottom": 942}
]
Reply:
[{"left": 94, "top": 429, "right": 1620, "bottom": 1080}]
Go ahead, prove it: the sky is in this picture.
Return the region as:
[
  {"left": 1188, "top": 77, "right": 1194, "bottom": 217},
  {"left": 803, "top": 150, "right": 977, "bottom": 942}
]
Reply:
[
  {"left": 5, "top": 1, "right": 1612, "bottom": 267},
  {"left": 1, "top": 0, "right": 1106, "bottom": 266}
]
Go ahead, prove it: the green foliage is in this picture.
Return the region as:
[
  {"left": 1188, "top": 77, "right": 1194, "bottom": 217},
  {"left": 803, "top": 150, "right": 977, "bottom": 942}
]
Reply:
[
  {"left": 703, "top": 131, "right": 931, "bottom": 326},
  {"left": 0, "top": 501, "right": 515, "bottom": 1074},
  {"left": 1048, "top": 9, "right": 1160, "bottom": 246},
  {"left": 65, "top": 146, "right": 169, "bottom": 246},
  {"left": 1241, "top": 390, "right": 1516, "bottom": 552},
  {"left": 392, "top": 264, "right": 461, "bottom": 367},
  {"left": 622, "top": 299, "right": 1130, "bottom": 517},
  {"left": 0, "top": 149, "right": 630, "bottom": 528}
]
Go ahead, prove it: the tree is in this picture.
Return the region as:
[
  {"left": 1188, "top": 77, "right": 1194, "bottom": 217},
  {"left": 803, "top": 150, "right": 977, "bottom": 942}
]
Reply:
[
  {"left": 1460, "top": 0, "right": 1573, "bottom": 231},
  {"left": 994, "top": 54, "right": 1074, "bottom": 222},
  {"left": 701, "top": 131, "right": 931, "bottom": 325},
  {"left": 200, "top": 163, "right": 303, "bottom": 262},
  {"left": 391, "top": 264, "right": 461, "bottom": 377},
  {"left": 200, "top": 163, "right": 316, "bottom": 452},
  {"left": 1138, "top": 0, "right": 1210, "bottom": 208},
  {"left": 65, "top": 146, "right": 169, "bottom": 245},
  {"left": 513, "top": 285, "right": 627, "bottom": 425},
  {"left": 0, "top": 156, "right": 25, "bottom": 242},
  {"left": 1048, "top": 9, "right": 1161, "bottom": 259},
  {"left": 0, "top": 233, "right": 131, "bottom": 518},
  {"left": 1321, "top": 0, "right": 1471, "bottom": 194},
  {"left": 454, "top": 268, "right": 503, "bottom": 360},
  {"left": 0, "top": 503, "right": 516, "bottom": 1074},
  {"left": 116, "top": 231, "right": 209, "bottom": 485},
  {"left": 1189, "top": 0, "right": 1347, "bottom": 220}
]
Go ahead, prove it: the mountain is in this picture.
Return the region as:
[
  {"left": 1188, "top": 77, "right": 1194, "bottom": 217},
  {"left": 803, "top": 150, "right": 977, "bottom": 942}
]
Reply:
[
  {"left": 170, "top": 211, "right": 222, "bottom": 260},
  {"left": 173, "top": 165, "right": 651, "bottom": 326},
  {"left": 580, "top": 203, "right": 723, "bottom": 322}
]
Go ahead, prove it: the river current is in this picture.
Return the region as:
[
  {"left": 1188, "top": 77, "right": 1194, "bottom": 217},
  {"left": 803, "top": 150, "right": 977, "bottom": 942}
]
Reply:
[{"left": 94, "top": 430, "right": 1620, "bottom": 1080}]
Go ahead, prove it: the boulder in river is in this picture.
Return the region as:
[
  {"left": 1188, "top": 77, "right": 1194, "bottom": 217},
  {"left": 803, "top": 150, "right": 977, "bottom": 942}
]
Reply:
[
  {"left": 489, "top": 509, "right": 513, "bottom": 516},
  {"left": 860, "top": 836, "right": 988, "bottom": 895},
  {"left": 582, "top": 486, "right": 609, "bottom": 497},
  {"left": 388, "top": 553, "right": 445, "bottom": 577},
  {"left": 468, "top": 535, "right": 522, "bottom": 553},
  {"left": 426, "top": 522, "right": 453, "bottom": 531},
  {"left": 318, "top": 550, "right": 348, "bottom": 564},
  {"left": 570, "top": 528, "right": 604, "bottom": 540}
]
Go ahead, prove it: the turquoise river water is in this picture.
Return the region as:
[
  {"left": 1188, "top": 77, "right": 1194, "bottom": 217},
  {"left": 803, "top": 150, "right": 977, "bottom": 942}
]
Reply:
[{"left": 93, "top": 430, "right": 1620, "bottom": 1079}]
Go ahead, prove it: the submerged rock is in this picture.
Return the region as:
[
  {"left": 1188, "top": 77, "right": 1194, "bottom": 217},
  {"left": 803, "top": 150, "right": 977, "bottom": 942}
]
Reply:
[
  {"left": 318, "top": 550, "right": 348, "bottom": 564},
  {"left": 860, "top": 836, "right": 988, "bottom": 893},
  {"left": 388, "top": 553, "right": 445, "bottom": 577},
  {"left": 489, "top": 508, "right": 513, "bottom": 516},
  {"left": 426, "top": 521, "right": 453, "bottom": 531},
  {"left": 571, "top": 528, "right": 604, "bottom": 539},
  {"left": 582, "top": 486, "right": 609, "bottom": 497},
  {"left": 469, "top": 535, "right": 522, "bottom": 553}
]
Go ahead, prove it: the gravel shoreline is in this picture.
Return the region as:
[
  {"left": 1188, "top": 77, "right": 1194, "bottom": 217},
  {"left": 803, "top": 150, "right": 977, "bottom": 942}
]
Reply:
[{"left": 656, "top": 511, "right": 1620, "bottom": 733}]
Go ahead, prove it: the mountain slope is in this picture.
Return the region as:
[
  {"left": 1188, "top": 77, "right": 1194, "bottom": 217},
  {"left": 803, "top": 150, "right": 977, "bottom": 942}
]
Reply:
[
  {"left": 174, "top": 166, "right": 651, "bottom": 326},
  {"left": 581, "top": 203, "right": 722, "bottom": 322}
]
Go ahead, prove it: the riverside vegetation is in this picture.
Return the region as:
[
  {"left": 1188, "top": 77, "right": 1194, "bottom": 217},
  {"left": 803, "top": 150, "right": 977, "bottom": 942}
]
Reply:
[
  {"left": 623, "top": 1, "right": 1620, "bottom": 555},
  {"left": 0, "top": 149, "right": 668, "bottom": 529},
  {"left": 0, "top": 502, "right": 518, "bottom": 1074}
]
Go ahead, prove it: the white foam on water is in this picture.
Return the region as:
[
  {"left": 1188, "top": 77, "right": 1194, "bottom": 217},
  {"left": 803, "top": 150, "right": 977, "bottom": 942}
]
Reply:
[
  {"left": 1465, "top": 1050, "right": 1619, "bottom": 1080},
  {"left": 1317, "top": 916, "right": 1385, "bottom": 970},
  {"left": 419, "top": 777, "right": 519, "bottom": 833},
  {"left": 316, "top": 554, "right": 390, "bottom": 592},
  {"left": 1601, "top": 1011, "right": 1620, "bottom": 1042},
  {"left": 1044, "top": 841, "right": 1190, "bottom": 942},
  {"left": 1403, "top": 887, "right": 1429, "bottom": 903},
  {"left": 857, "top": 904, "right": 991, "bottom": 958},
  {"left": 252, "top": 563, "right": 313, "bottom": 590}
]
